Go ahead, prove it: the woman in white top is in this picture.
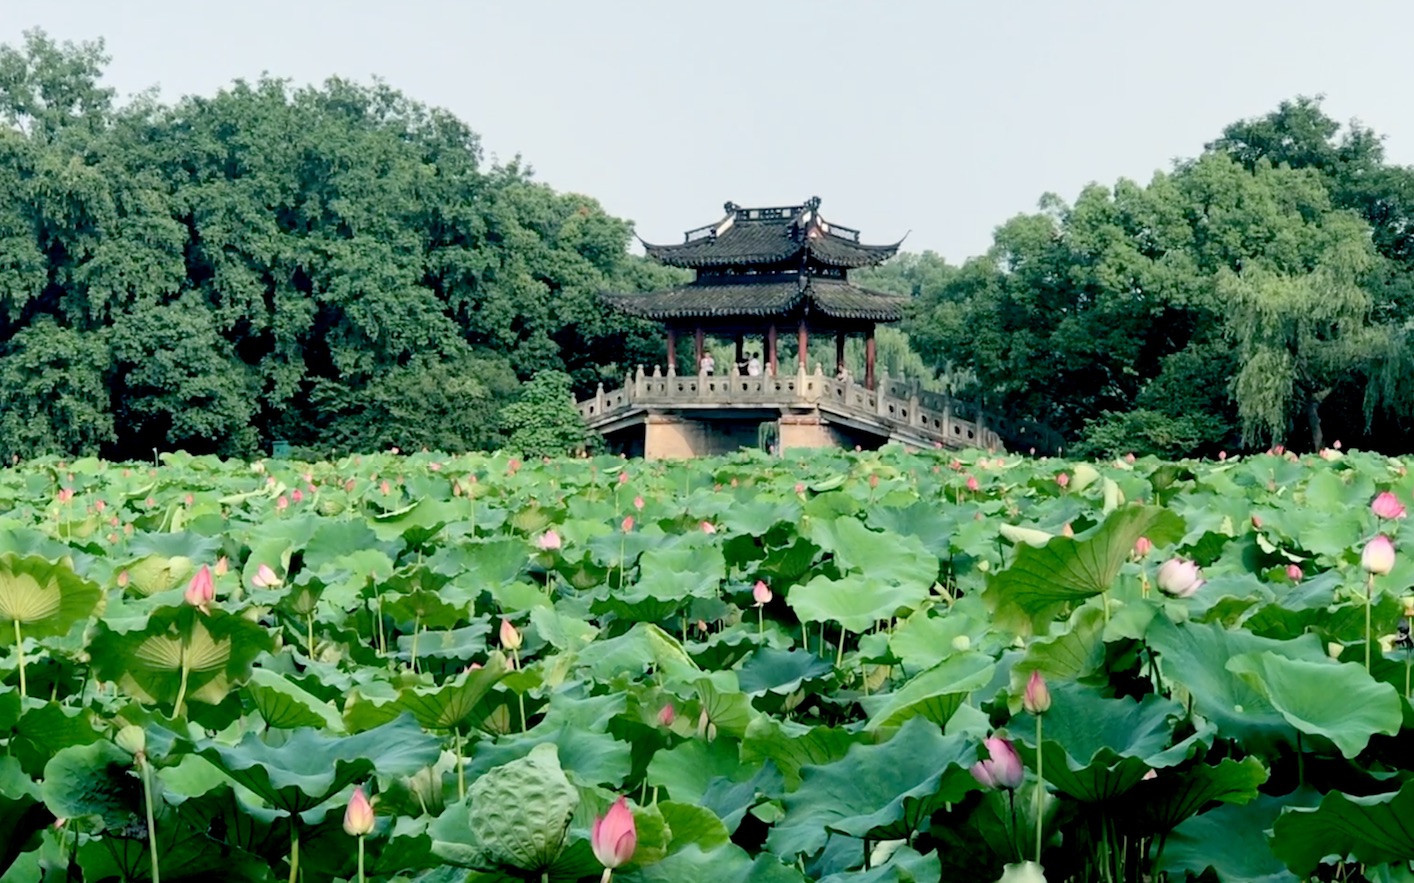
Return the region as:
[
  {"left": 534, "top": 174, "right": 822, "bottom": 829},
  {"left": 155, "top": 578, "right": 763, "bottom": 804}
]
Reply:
[
  {"left": 700, "top": 352, "right": 715, "bottom": 375},
  {"left": 747, "top": 353, "right": 762, "bottom": 376}
]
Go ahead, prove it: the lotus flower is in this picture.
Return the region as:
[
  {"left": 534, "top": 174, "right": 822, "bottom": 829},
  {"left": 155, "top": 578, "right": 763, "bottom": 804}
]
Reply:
[
  {"left": 1286, "top": 564, "right": 1304, "bottom": 581},
  {"left": 184, "top": 565, "right": 215, "bottom": 610},
  {"left": 753, "top": 580, "right": 773, "bottom": 606},
  {"left": 1055, "top": 473, "right": 1069, "bottom": 489},
  {"left": 966, "top": 475, "right": 979, "bottom": 492},
  {"left": 537, "top": 529, "right": 562, "bottom": 551},
  {"left": 591, "top": 796, "right": 638, "bottom": 870},
  {"left": 657, "top": 704, "right": 675, "bottom": 727},
  {"left": 291, "top": 488, "right": 304, "bottom": 503},
  {"left": 633, "top": 495, "right": 644, "bottom": 511},
  {"left": 251, "top": 564, "right": 281, "bottom": 588},
  {"left": 1134, "top": 536, "right": 1153, "bottom": 557},
  {"left": 343, "top": 785, "right": 374, "bottom": 836},
  {"left": 1373, "top": 492, "right": 1407, "bottom": 520},
  {"left": 701, "top": 521, "right": 717, "bottom": 534},
  {"left": 970, "top": 736, "right": 1024, "bottom": 790},
  {"left": 499, "top": 618, "right": 522, "bottom": 651},
  {"left": 1363, "top": 535, "right": 1396, "bottom": 576},
  {"left": 214, "top": 556, "right": 229, "bottom": 576},
  {"left": 618, "top": 471, "right": 629, "bottom": 485},
  {"left": 1023, "top": 671, "right": 1050, "bottom": 715},
  {"left": 622, "top": 516, "right": 635, "bottom": 532},
  {"left": 1157, "top": 558, "right": 1204, "bottom": 598},
  {"left": 794, "top": 482, "right": 806, "bottom": 495}
]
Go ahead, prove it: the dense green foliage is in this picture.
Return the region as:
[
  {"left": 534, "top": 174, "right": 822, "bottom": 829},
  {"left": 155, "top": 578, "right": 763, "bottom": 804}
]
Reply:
[
  {"left": 862, "top": 97, "right": 1414, "bottom": 458},
  {"left": 3, "top": 446, "right": 1414, "bottom": 881},
  {"left": 0, "top": 31, "right": 679, "bottom": 462}
]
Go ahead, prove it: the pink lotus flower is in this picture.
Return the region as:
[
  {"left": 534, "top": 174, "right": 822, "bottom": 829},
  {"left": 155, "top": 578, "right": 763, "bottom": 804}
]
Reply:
[
  {"left": 508, "top": 458, "right": 521, "bottom": 475},
  {"left": 869, "top": 474, "right": 880, "bottom": 489},
  {"left": 537, "top": 529, "right": 562, "bottom": 551},
  {"left": 633, "top": 495, "right": 645, "bottom": 511},
  {"left": 291, "top": 488, "right": 304, "bottom": 504},
  {"left": 1125, "top": 453, "right": 1136, "bottom": 463},
  {"left": 794, "top": 482, "right": 806, "bottom": 495},
  {"left": 657, "top": 704, "right": 675, "bottom": 727},
  {"left": 701, "top": 521, "right": 717, "bottom": 534},
  {"left": 116, "top": 570, "right": 129, "bottom": 588},
  {"left": 1363, "top": 535, "right": 1396, "bottom": 576},
  {"left": 1056, "top": 473, "right": 1069, "bottom": 489},
  {"left": 343, "top": 785, "right": 374, "bottom": 836},
  {"left": 56, "top": 487, "right": 74, "bottom": 504},
  {"left": 1219, "top": 451, "right": 1227, "bottom": 461},
  {"left": 1134, "top": 536, "right": 1153, "bottom": 557},
  {"left": 1373, "top": 492, "right": 1407, "bottom": 520},
  {"left": 379, "top": 480, "right": 391, "bottom": 496},
  {"left": 1023, "top": 671, "right": 1050, "bottom": 715},
  {"left": 753, "top": 580, "right": 773, "bottom": 606},
  {"left": 214, "top": 556, "right": 229, "bottom": 576},
  {"left": 185, "top": 565, "right": 215, "bottom": 610},
  {"left": 1157, "top": 558, "right": 1204, "bottom": 598},
  {"left": 966, "top": 476, "right": 979, "bottom": 492},
  {"left": 499, "top": 618, "right": 523, "bottom": 651},
  {"left": 1286, "top": 564, "right": 1304, "bottom": 581},
  {"left": 251, "top": 564, "right": 281, "bottom": 588},
  {"left": 950, "top": 459, "right": 963, "bottom": 471},
  {"left": 970, "top": 736, "right": 1024, "bottom": 790},
  {"left": 622, "top": 516, "right": 634, "bottom": 532},
  {"left": 591, "top": 796, "right": 638, "bottom": 870},
  {"left": 618, "top": 471, "right": 629, "bottom": 485},
  {"left": 94, "top": 499, "right": 105, "bottom": 513},
  {"left": 276, "top": 495, "right": 289, "bottom": 511}
]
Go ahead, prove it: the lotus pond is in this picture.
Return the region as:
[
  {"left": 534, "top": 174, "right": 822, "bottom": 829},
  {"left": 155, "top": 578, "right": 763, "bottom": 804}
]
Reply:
[{"left": 2, "top": 446, "right": 1414, "bottom": 883}]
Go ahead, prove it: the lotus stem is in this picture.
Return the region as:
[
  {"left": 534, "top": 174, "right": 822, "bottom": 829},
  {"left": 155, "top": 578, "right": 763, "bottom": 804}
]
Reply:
[
  {"left": 1366, "top": 572, "right": 1375, "bottom": 672},
  {"left": 455, "top": 729, "right": 466, "bottom": 801},
  {"left": 1405, "top": 647, "right": 1411, "bottom": 700},
  {"left": 139, "top": 754, "right": 161, "bottom": 883},
  {"left": 835, "top": 626, "right": 845, "bottom": 668},
  {"left": 376, "top": 595, "right": 386, "bottom": 657},
  {"left": 600, "top": 869, "right": 612, "bottom": 883},
  {"left": 411, "top": 614, "right": 421, "bottom": 673},
  {"left": 1034, "top": 714, "right": 1044, "bottom": 863},
  {"left": 757, "top": 606, "right": 764, "bottom": 636},
  {"left": 356, "top": 834, "right": 365, "bottom": 883},
  {"left": 306, "top": 613, "right": 316, "bottom": 657},
  {"left": 288, "top": 825, "right": 299, "bottom": 883},
  {"left": 513, "top": 649, "right": 527, "bottom": 732},
  {"left": 13, "top": 620, "right": 24, "bottom": 700},
  {"left": 173, "top": 650, "right": 191, "bottom": 720}
]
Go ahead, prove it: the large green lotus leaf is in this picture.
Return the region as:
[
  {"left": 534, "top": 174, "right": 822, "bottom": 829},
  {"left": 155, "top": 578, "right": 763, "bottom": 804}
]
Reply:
[
  {"left": 245, "top": 669, "right": 344, "bottom": 731},
  {"left": 741, "top": 716, "right": 865, "bottom": 790},
  {"left": 719, "top": 499, "right": 803, "bottom": 537},
  {"left": 584, "top": 529, "right": 665, "bottom": 571},
  {"left": 10, "top": 699, "right": 101, "bottom": 776},
  {"left": 384, "top": 588, "right": 466, "bottom": 631},
  {"left": 468, "top": 742, "right": 578, "bottom": 873},
  {"left": 369, "top": 496, "right": 467, "bottom": 545},
  {"left": 195, "top": 713, "right": 441, "bottom": 816},
  {"left": 1226, "top": 652, "right": 1401, "bottom": 758},
  {"left": 868, "top": 501, "right": 964, "bottom": 554},
  {"left": 429, "top": 536, "right": 530, "bottom": 587},
  {"left": 886, "top": 596, "right": 994, "bottom": 671},
  {"left": 659, "top": 801, "right": 731, "bottom": 854},
  {"left": 350, "top": 656, "right": 509, "bottom": 733},
  {"left": 0, "top": 554, "right": 102, "bottom": 642},
  {"left": 1259, "top": 505, "right": 1364, "bottom": 558},
  {"left": 428, "top": 801, "right": 487, "bottom": 867},
  {"left": 1011, "top": 681, "right": 1200, "bottom": 803},
  {"left": 1146, "top": 615, "right": 1327, "bottom": 751},
  {"left": 859, "top": 651, "right": 994, "bottom": 731},
  {"left": 788, "top": 574, "right": 929, "bottom": 634},
  {"left": 807, "top": 517, "right": 937, "bottom": 591},
  {"left": 766, "top": 717, "right": 976, "bottom": 860},
  {"left": 1127, "top": 756, "right": 1269, "bottom": 832},
  {"left": 1270, "top": 780, "right": 1414, "bottom": 877},
  {"left": 302, "top": 518, "right": 402, "bottom": 573},
  {"left": 530, "top": 606, "right": 599, "bottom": 652},
  {"left": 40, "top": 740, "right": 137, "bottom": 830},
  {"left": 691, "top": 677, "right": 754, "bottom": 740},
  {"left": 1160, "top": 793, "right": 1300, "bottom": 883},
  {"left": 396, "top": 621, "right": 492, "bottom": 668},
  {"left": 630, "top": 843, "right": 809, "bottom": 883},
  {"left": 0, "top": 755, "right": 50, "bottom": 878},
  {"left": 816, "top": 845, "right": 942, "bottom": 883},
  {"left": 124, "top": 553, "right": 197, "bottom": 596},
  {"left": 1008, "top": 605, "right": 1107, "bottom": 703},
  {"left": 463, "top": 724, "right": 631, "bottom": 790},
  {"left": 646, "top": 738, "right": 744, "bottom": 804},
  {"left": 90, "top": 605, "right": 274, "bottom": 717},
  {"left": 983, "top": 505, "right": 1186, "bottom": 636},
  {"left": 737, "top": 648, "right": 834, "bottom": 697}
]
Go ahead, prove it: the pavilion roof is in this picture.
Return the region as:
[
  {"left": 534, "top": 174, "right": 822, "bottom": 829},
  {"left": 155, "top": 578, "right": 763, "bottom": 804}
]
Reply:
[
  {"left": 640, "top": 198, "right": 902, "bottom": 269},
  {"left": 602, "top": 276, "right": 910, "bottom": 323}
]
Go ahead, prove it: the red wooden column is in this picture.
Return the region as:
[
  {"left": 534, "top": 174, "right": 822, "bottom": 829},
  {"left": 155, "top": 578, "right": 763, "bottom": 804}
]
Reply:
[
  {"left": 864, "top": 325, "right": 876, "bottom": 390},
  {"left": 797, "top": 320, "right": 809, "bottom": 369},
  {"left": 666, "top": 328, "right": 677, "bottom": 373},
  {"left": 767, "top": 324, "right": 778, "bottom": 376},
  {"left": 694, "top": 326, "right": 705, "bottom": 369},
  {"left": 835, "top": 331, "right": 846, "bottom": 376},
  {"left": 734, "top": 334, "right": 744, "bottom": 370}
]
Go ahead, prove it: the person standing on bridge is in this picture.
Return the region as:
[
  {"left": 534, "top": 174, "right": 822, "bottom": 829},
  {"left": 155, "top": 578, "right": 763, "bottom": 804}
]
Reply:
[
  {"left": 700, "top": 352, "right": 715, "bottom": 375},
  {"left": 747, "top": 352, "right": 762, "bottom": 376}
]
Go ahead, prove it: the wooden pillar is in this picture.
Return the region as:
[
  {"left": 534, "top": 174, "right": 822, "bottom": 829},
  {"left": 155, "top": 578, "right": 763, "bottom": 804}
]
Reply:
[
  {"left": 797, "top": 320, "right": 808, "bottom": 369},
  {"left": 734, "top": 333, "right": 744, "bottom": 370},
  {"left": 864, "top": 325, "right": 877, "bottom": 390},
  {"left": 694, "top": 326, "right": 704, "bottom": 369},
  {"left": 666, "top": 328, "right": 676, "bottom": 373},
  {"left": 766, "top": 324, "right": 778, "bottom": 376},
  {"left": 835, "top": 331, "right": 846, "bottom": 377}
]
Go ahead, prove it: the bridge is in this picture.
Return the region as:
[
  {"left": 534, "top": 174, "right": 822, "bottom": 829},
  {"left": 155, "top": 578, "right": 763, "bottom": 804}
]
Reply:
[{"left": 576, "top": 365, "right": 1062, "bottom": 458}]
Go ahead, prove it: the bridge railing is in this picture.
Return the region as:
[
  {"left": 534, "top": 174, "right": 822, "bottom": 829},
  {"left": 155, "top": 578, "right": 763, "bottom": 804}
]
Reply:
[{"left": 576, "top": 365, "right": 1062, "bottom": 454}]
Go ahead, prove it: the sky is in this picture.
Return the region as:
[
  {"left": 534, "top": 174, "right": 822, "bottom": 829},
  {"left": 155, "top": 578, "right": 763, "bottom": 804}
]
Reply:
[{"left": 4, "top": 0, "right": 1412, "bottom": 262}]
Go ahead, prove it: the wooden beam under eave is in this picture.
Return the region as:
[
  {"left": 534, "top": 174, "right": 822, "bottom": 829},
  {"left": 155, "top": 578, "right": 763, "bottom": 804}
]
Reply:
[{"left": 864, "top": 324, "right": 876, "bottom": 390}]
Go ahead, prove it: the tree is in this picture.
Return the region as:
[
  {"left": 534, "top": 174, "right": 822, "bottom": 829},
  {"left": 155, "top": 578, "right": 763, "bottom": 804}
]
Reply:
[{"left": 499, "top": 371, "right": 590, "bottom": 457}]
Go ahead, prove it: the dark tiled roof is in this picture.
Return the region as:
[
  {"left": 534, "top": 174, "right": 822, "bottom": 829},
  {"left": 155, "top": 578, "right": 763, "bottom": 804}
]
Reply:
[
  {"left": 642, "top": 201, "right": 901, "bottom": 269},
  {"left": 602, "top": 277, "right": 910, "bottom": 322}
]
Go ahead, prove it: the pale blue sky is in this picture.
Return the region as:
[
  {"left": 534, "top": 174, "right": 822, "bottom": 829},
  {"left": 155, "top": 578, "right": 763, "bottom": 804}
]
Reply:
[{"left": 4, "top": 0, "right": 1409, "bottom": 261}]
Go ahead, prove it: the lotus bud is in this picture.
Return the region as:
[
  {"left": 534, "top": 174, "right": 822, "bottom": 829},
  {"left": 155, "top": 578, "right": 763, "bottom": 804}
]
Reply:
[
  {"left": 291, "top": 488, "right": 304, "bottom": 503},
  {"left": 753, "top": 580, "right": 773, "bottom": 606},
  {"left": 701, "top": 521, "right": 716, "bottom": 534},
  {"left": 1286, "top": 564, "right": 1303, "bottom": 581},
  {"left": 1157, "top": 558, "right": 1204, "bottom": 598},
  {"left": 633, "top": 495, "right": 644, "bottom": 511},
  {"left": 657, "top": 704, "right": 675, "bottom": 727},
  {"left": 343, "top": 785, "right": 375, "bottom": 836},
  {"left": 970, "top": 736, "right": 1024, "bottom": 791},
  {"left": 795, "top": 482, "right": 806, "bottom": 495},
  {"left": 591, "top": 796, "right": 638, "bottom": 870},
  {"left": 251, "top": 563, "right": 281, "bottom": 588},
  {"left": 537, "top": 529, "right": 562, "bottom": 551},
  {"left": 1061, "top": 522, "right": 1074, "bottom": 538},
  {"left": 622, "top": 516, "right": 635, "bottom": 532},
  {"left": 1362, "top": 535, "right": 1396, "bottom": 576},
  {"left": 696, "top": 708, "right": 717, "bottom": 740},
  {"left": 116, "top": 570, "right": 129, "bottom": 588},
  {"left": 618, "top": 471, "right": 629, "bottom": 485},
  {"left": 869, "top": 474, "right": 880, "bottom": 489},
  {"left": 115, "top": 724, "right": 146, "bottom": 757},
  {"left": 1023, "top": 671, "right": 1050, "bottom": 715},
  {"left": 499, "top": 618, "right": 523, "bottom": 651},
  {"left": 1134, "top": 536, "right": 1153, "bottom": 557},
  {"left": 1055, "top": 473, "right": 1069, "bottom": 489},
  {"left": 214, "top": 556, "right": 229, "bottom": 576},
  {"left": 966, "top": 475, "right": 979, "bottom": 492},
  {"left": 185, "top": 564, "right": 215, "bottom": 610},
  {"left": 695, "top": 619, "right": 708, "bottom": 634},
  {"left": 1373, "top": 492, "right": 1407, "bottom": 520},
  {"left": 379, "top": 480, "right": 391, "bottom": 496}
]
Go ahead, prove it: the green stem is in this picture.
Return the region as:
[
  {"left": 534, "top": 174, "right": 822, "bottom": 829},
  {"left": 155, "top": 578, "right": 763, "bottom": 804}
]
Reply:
[
  {"left": 514, "top": 649, "right": 527, "bottom": 732},
  {"left": 1405, "top": 648, "right": 1411, "bottom": 700},
  {"left": 288, "top": 824, "right": 300, "bottom": 883},
  {"left": 12, "top": 620, "right": 24, "bottom": 700},
  {"left": 1035, "top": 714, "right": 1044, "bottom": 863},
  {"left": 1366, "top": 573, "right": 1375, "bottom": 672},
  {"left": 411, "top": 614, "right": 421, "bottom": 673},
  {"left": 757, "top": 606, "right": 764, "bottom": 636},
  {"left": 173, "top": 649, "right": 191, "bottom": 720},
  {"left": 356, "top": 834, "right": 365, "bottom": 883},
  {"left": 376, "top": 596, "right": 386, "bottom": 656},
  {"left": 140, "top": 756, "right": 161, "bottom": 883},
  {"left": 835, "top": 626, "right": 846, "bottom": 668},
  {"left": 306, "top": 613, "right": 316, "bottom": 657},
  {"left": 600, "top": 868, "right": 612, "bottom": 883}
]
